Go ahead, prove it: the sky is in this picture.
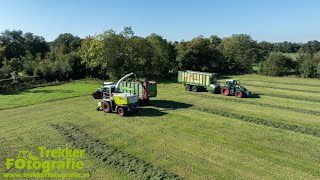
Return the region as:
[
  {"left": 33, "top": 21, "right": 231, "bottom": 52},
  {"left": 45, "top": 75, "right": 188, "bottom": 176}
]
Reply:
[{"left": 0, "top": 0, "right": 319, "bottom": 42}]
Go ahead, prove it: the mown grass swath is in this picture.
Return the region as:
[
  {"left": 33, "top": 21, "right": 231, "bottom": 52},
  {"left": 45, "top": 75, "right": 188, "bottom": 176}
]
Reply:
[
  {"left": 51, "top": 123, "right": 181, "bottom": 180},
  {"left": 191, "top": 106, "right": 320, "bottom": 138}
]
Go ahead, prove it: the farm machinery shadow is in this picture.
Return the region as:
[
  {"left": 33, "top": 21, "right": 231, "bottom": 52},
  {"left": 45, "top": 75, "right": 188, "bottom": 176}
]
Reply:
[
  {"left": 135, "top": 100, "right": 193, "bottom": 117},
  {"left": 250, "top": 93, "right": 261, "bottom": 98}
]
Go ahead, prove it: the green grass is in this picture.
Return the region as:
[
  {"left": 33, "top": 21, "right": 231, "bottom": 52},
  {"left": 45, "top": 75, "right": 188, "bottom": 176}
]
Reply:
[
  {"left": 0, "top": 79, "right": 100, "bottom": 110},
  {"left": 1, "top": 75, "right": 320, "bottom": 179}
]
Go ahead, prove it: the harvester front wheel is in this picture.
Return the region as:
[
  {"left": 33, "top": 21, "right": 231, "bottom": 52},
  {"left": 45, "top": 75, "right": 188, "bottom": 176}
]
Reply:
[
  {"left": 103, "top": 102, "right": 111, "bottom": 113},
  {"left": 117, "top": 107, "right": 127, "bottom": 116},
  {"left": 221, "top": 87, "right": 229, "bottom": 96},
  {"left": 235, "top": 91, "right": 243, "bottom": 98},
  {"left": 192, "top": 86, "right": 198, "bottom": 92},
  {"left": 185, "top": 85, "right": 191, "bottom": 91}
]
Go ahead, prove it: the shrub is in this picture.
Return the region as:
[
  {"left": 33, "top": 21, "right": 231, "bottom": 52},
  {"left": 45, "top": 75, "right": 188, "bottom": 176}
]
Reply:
[{"left": 260, "top": 52, "right": 297, "bottom": 76}]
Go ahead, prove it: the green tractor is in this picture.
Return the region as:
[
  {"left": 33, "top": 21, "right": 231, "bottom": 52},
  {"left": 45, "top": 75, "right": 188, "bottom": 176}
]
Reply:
[
  {"left": 220, "top": 79, "right": 251, "bottom": 98},
  {"left": 96, "top": 73, "right": 139, "bottom": 116}
]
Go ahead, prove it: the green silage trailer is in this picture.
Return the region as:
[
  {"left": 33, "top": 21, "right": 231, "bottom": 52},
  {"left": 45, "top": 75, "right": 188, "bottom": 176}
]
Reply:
[
  {"left": 92, "top": 81, "right": 157, "bottom": 103},
  {"left": 118, "top": 81, "right": 157, "bottom": 103},
  {"left": 178, "top": 70, "right": 220, "bottom": 93}
]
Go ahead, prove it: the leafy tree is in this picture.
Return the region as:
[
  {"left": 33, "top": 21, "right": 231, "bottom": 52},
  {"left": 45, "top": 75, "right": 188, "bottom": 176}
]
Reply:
[
  {"left": 53, "top": 33, "right": 82, "bottom": 54},
  {"left": 208, "top": 35, "right": 222, "bottom": 48},
  {"left": 175, "top": 37, "right": 223, "bottom": 72},
  {"left": 219, "top": 34, "right": 258, "bottom": 73},
  {"left": 80, "top": 29, "right": 127, "bottom": 79},
  {"left": 129, "top": 36, "right": 157, "bottom": 78},
  {"left": 0, "top": 30, "right": 26, "bottom": 59},
  {"left": 299, "top": 40, "right": 320, "bottom": 54},
  {"left": 21, "top": 52, "right": 38, "bottom": 76},
  {"left": 257, "top": 41, "right": 274, "bottom": 61},
  {"left": 24, "top": 32, "right": 49, "bottom": 57},
  {"left": 146, "top": 34, "right": 176, "bottom": 77},
  {"left": 261, "top": 52, "right": 296, "bottom": 76},
  {"left": 297, "top": 53, "right": 319, "bottom": 78},
  {"left": 0, "top": 30, "right": 49, "bottom": 59},
  {"left": 0, "top": 45, "right": 5, "bottom": 68}
]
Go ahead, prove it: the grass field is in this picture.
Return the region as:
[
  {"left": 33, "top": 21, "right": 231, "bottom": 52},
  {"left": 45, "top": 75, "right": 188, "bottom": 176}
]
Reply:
[{"left": 1, "top": 75, "right": 320, "bottom": 179}]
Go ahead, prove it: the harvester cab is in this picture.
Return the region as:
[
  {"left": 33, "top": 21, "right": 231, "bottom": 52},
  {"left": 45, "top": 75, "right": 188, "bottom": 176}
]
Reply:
[
  {"left": 221, "top": 79, "right": 252, "bottom": 98},
  {"left": 97, "top": 73, "right": 139, "bottom": 116}
]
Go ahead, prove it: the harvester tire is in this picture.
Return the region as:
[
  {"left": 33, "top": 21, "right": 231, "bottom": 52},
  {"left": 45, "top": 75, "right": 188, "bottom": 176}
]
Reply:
[
  {"left": 192, "top": 86, "right": 198, "bottom": 92},
  {"left": 103, "top": 102, "right": 111, "bottom": 113},
  {"left": 221, "top": 87, "right": 229, "bottom": 96},
  {"left": 185, "top": 85, "right": 191, "bottom": 91},
  {"left": 117, "top": 107, "right": 126, "bottom": 116},
  {"left": 235, "top": 91, "right": 243, "bottom": 98}
]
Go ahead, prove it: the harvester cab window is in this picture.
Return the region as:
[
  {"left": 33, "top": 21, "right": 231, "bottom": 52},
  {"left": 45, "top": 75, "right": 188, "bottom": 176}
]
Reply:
[{"left": 103, "top": 86, "right": 116, "bottom": 97}]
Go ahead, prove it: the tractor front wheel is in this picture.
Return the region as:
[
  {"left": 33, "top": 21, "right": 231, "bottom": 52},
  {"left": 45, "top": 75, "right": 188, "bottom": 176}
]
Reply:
[
  {"left": 192, "top": 86, "right": 198, "bottom": 92},
  {"left": 221, "top": 87, "right": 229, "bottom": 96},
  {"left": 185, "top": 85, "right": 191, "bottom": 91},
  {"left": 103, "top": 102, "right": 111, "bottom": 113},
  {"left": 117, "top": 107, "right": 127, "bottom": 116},
  {"left": 235, "top": 91, "right": 243, "bottom": 98}
]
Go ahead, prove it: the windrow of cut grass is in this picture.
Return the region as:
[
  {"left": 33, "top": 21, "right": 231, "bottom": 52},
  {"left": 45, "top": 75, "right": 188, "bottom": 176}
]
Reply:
[
  {"left": 230, "top": 74, "right": 320, "bottom": 87},
  {"left": 239, "top": 79, "right": 320, "bottom": 91},
  {"left": 191, "top": 105, "right": 320, "bottom": 138},
  {"left": 191, "top": 93, "right": 320, "bottom": 116},
  {"left": 173, "top": 91, "right": 320, "bottom": 130},
  {"left": 51, "top": 123, "right": 181, "bottom": 180},
  {"left": 242, "top": 83, "right": 320, "bottom": 94},
  {"left": 158, "top": 82, "right": 320, "bottom": 112},
  {"left": 244, "top": 86, "right": 320, "bottom": 103}
]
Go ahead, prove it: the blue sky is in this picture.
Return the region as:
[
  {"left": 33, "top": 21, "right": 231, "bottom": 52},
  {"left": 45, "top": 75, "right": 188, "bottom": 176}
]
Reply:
[{"left": 0, "top": 0, "right": 319, "bottom": 42}]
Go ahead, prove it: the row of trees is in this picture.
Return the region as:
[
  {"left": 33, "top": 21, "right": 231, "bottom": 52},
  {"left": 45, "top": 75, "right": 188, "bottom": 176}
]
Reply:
[{"left": 1, "top": 28, "right": 320, "bottom": 81}]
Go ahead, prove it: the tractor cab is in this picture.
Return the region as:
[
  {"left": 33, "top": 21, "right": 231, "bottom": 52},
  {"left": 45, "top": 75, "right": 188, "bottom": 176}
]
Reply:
[
  {"left": 225, "top": 79, "right": 239, "bottom": 86},
  {"left": 92, "top": 82, "right": 116, "bottom": 99}
]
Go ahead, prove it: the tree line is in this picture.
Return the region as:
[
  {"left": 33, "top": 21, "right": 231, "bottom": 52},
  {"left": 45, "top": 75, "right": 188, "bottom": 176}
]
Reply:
[{"left": 1, "top": 27, "right": 320, "bottom": 81}]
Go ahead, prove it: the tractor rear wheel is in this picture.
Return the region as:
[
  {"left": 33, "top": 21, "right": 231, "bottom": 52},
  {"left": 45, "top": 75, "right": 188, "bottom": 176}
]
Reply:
[
  {"left": 191, "top": 86, "right": 198, "bottom": 92},
  {"left": 235, "top": 91, "right": 243, "bottom": 98},
  {"left": 185, "top": 85, "right": 191, "bottom": 91},
  {"left": 103, "top": 102, "right": 111, "bottom": 113},
  {"left": 117, "top": 107, "right": 127, "bottom": 116},
  {"left": 221, "top": 87, "right": 229, "bottom": 96},
  {"left": 93, "top": 92, "right": 101, "bottom": 99}
]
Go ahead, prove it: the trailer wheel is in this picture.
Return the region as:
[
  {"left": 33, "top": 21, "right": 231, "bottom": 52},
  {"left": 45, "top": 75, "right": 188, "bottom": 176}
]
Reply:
[
  {"left": 117, "top": 107, "right": 126, "bottom": 116},
  {"left": 185, "top": 85, "right": 191, "bottom": 91},
  {"left": 221, "top": 87, "right": 229, "bottom": 96},
  {"left": 235, "top": 91, "right": 243, "bottom": 98},
  {"left": 191, "top": 86, "right": 198, "bottom": 92},
  {"left": 103, "top": 102, "right": 111, "bottom": 113}
]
